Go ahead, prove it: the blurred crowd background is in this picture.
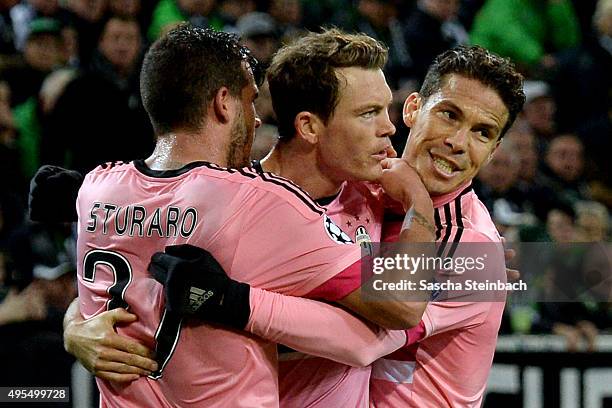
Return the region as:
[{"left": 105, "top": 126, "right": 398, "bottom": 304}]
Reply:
[{"left": 0, "top": 0, "right": 610, "bottom": 398}]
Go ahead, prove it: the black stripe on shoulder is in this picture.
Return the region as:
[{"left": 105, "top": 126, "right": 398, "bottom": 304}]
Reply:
[
  {"left": 447, "top": 195, "right": 465, "bottom": 257},
  {"left": 459, "top": 185, "right": 473, "bottom": 197},
  {"left": 201, "top": 162, "right": 237, "bottom": 173},
  {"left": 259, "top": 172, "right": 324, "bottom": 216},
  {"left": 100, "top": 160, "right": 130, "bottom": 170},
  {"left": 436, "top": 203, "right": 453, "bottom": 257},
  {"left": 236, "top": 167, "right": 257, "bottom": 179},
  {"left": 435, "top": 188, "right": 471, "bottom": 257},
  {"left": 434, "top": 208, "right": 443, "bottom": 241}
]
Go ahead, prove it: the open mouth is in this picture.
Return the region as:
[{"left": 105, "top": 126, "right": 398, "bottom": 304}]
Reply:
[{"left": 431, "top": 154, "right": 459, "bottom": 176}]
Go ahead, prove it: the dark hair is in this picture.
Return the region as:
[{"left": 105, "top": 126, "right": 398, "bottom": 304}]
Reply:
[
  {"left": 420, "top": 46, "right": 525, "bottom": 137},
  {"left": 267, "top": 28, "right": 388, "bottom": 139},
  {"left": 140, "top": 25, "right": 261, "bottom": 135}
]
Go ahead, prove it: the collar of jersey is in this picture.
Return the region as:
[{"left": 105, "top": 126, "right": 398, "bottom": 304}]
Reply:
[
  {"left": 432, "top": 182, "right": 473, "bottom": 208},
  {"left": 133, "top": 159, "right": 213, "bottom": 178}
]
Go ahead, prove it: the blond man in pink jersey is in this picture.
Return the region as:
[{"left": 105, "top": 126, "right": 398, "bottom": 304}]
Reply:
[
  {"left": 57, "top": 32, "right": 523, "bottom": 407},
  {"left": 56, "top": 27, "right": 436, "bottom": 407}
]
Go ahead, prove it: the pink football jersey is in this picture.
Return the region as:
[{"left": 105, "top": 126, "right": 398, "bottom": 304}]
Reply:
[
  {"left": 277, "top": 181, "right": 387, "bottom": 408},
  {"left": 370, "top": 184, "right": 507, "bottom": 408},
  {"left": 76, "top": 160, "right": 362, "bottom": 407}
]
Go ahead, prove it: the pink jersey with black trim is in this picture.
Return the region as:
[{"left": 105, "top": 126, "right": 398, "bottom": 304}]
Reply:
[
  {"left": 277, "top": 181, "right": 387, "bottom": 408},
  {"left": 76, "top": 160, "right": 362, "bottom": 408},
  {"left": 370, "top": 183, "right": 506, "bottom": 408}
]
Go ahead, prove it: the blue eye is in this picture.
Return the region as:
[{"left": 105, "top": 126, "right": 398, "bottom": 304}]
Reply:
[{"left": 362, "top": 110, "right": 376, "bottom": 118}]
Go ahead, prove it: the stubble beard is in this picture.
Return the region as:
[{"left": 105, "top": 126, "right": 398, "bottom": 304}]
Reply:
[{"left": 226, "top": 108, "right": 250, "bottom": 168}]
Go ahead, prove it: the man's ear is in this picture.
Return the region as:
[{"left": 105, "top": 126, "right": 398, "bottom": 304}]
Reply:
[
  {"left": 213, "top": 86, "right": 233, "bottom": 124},
  {"left": 403, "top": 92, "right": 421, "bottom": 127},
  {"left": 487, "top": 139, "right": 503, "bottom": 164},
  {"left": 294, "top": 111, "right": 323, "bottom": 144}
]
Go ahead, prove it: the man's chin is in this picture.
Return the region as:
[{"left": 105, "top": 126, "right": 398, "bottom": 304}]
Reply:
[
  {"left": 424, "top": 179, "right": 456, "bottom": 197},
  {"left": 357, "top": 168, "right": 383, "bottom": 183}
]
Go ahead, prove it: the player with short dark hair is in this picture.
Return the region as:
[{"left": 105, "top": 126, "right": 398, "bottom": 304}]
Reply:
[
  {"left": 141, "top": 26, "right": 262, "bottom": 136},
  {"left": 369, "top": 45, "right": 525, "bottom": 407},
  {"left": 419, "top": 45, "right": 525, "bottom": 139}
]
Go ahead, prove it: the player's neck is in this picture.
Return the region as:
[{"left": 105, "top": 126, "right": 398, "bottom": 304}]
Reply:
[
  {"left": 146, "top": 131, "right": 229, "bottom": 170},
  {"left": 261, "top": 143, "right": 343, "bottom": 199}
]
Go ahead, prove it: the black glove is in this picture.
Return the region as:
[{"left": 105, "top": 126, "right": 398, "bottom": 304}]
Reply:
[
  {"left": 29, "top": 165, "right": 83, "bottom": 223},
  {"left": 148, "top": 244, "right": 251, "bottom": 330}
]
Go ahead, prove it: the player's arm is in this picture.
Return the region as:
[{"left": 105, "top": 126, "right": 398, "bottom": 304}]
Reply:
[
  {"left": 63, "top": 257, "right": 404, "bottom": 382},
  {"left": 150, "top": 245, "right": 406, "bottom": 367},
  {"left": 337, "top": 158, "right": 434, "bottom": 329},
  {"left": 151, "top": 159, "right": 433, "bottom": 334},
  {"left": 248, "top": 287, "right": 406, "bottom": 367},
  {"left": 63, "top": 298, "right": 158, "bottom": 382}
]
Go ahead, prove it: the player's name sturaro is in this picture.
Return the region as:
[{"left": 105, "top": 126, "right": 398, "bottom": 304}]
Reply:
[
  {"left": 373, "top": 279, "right": 527, "bottom": 291},
  {"left": 84, "top": 202, "right": 198, "bottom": 238}
]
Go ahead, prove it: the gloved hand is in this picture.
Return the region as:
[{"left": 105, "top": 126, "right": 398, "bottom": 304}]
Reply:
[
  {"left": 29, "top": 165, "right": 83, "bottom": 223},
  {"left": 148, "top": 244, "right": 251, "bottom": 330}
]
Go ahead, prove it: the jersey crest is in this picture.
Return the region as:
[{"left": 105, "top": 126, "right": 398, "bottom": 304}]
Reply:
[
  {"left": 324, "top": 215, "right": 353, "bottom": 245},
  {"left": 355, "top": 225, "right": 373, "bottom": 256}
]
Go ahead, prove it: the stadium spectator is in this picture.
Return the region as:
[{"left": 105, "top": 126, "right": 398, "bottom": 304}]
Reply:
[
  {"left": 531, "top": 202, "right": 604, "bottom": 352},
  {"left": 0, "top": 257, "right": 76, "bottom": 387},
  {"left": 537, "top": 133, "right": 590, "bottom": 205},
  {"left": 551, "top": 0, "right": 612, "bottom": 131},
  {"left": 236, "top": 12, "right": 279, "bottom": 68},
  {"left": 575, "top": 200, "right": 610, "bottom": 242},
  {"left": 518, "top": 80, "right": 557, "bottom": 152},
  {"left": 147, "top": 0, "right": 223, "bottom": 41},
  {"left": 0, "top": 0, "right": 18, "bottom": 55},
  {"left": 475, "top": 139, "right": 536, "bottom": 234},
  {"left": 62, "top": 0, "right": 108, "bottom": 67},
  {"left": 404, "top": 0, "right": 469, "bottom": 84},
  {"left": 341, "top": 0, "right": 412, "bottom": 89},
  {"left": 217, "top": 0, "right": 255, "bottom": 31},
  {"left": 108, "top": 0, "right": 141, "bottom": 19},
  {"left": 10, "top": 0, "right": 66, "bottom": 51},
  {"left": 1, "top": 17, "right": 66, "bottom": 107},
  {"left": 0, "top": 81, "right": 24, "bottom": 199},
  {"left": 0, "top": 208, "right": 77, "bottom": 386},
  {"left": 506, "top": 128, "right": 539, "bottom": 186},
  {"left": 41, "top": 16, "right": 153, "bottom": 174},
  {"left": 13, "top": 68, "right": 77, "bottom": 179},
  {"left": 470, "top": 0, "right": 581, "bottom": 71},
  {"left": 0, "top": 280, "right": 47, "bottom": 326},
  {"left": 503, "top": 128, "right": 555, "bottom": 222},
  {"left": 268, "top": 0, "right": 306, "bottom": 43}
]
